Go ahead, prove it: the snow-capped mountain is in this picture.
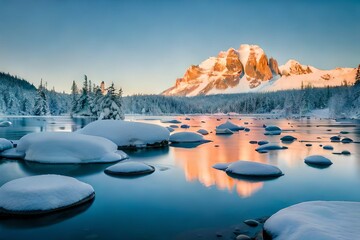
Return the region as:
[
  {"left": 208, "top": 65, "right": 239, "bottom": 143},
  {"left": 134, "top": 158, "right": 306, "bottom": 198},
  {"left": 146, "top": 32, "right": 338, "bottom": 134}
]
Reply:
[{"left": 162, "top": 44, "right": 357, "bottom": 96}]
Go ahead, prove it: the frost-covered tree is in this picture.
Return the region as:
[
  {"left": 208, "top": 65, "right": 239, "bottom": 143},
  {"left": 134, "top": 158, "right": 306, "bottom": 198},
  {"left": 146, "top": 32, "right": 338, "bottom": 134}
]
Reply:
[
  {"left": 355, "top": 64, "right": 360, "bottom": 85},
  {"left": 98, "top": 83, "right": 124, "bottom": 120},
  {"left": 71, "top": 80, "right": 79, "bottom": 115},
  {"left": 89, "top": 85, "right": 103, "bottom": 117},
  {"left": 33, "top": 79, "right": 49, "bottom": 116},
  {"left": 75, "top": 75, "right": 91, "bottom": 116}
]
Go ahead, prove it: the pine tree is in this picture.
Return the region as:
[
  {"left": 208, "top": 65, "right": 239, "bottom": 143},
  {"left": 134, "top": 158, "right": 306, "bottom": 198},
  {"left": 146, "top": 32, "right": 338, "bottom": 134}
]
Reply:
[
  {"left": 355, "top": 64, "right": 360, "bottom": 85},
  {"left": 33, "top": 79, "right": 49, "bottom": 116},
  {"left": 98, "top": 83, "right": 125, "bottom": 120},
  {"left": 70, "top": 80, "right": 78, "bottom": 115},
  {"left": 89, "top": 85, "right": 103, "bottom": 117},
  {"left": 75, "top": 75, "right": 91, "bottom": 115}
]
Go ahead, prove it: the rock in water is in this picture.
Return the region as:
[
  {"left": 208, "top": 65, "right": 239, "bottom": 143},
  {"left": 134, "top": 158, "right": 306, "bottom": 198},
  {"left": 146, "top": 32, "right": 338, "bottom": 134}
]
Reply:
[
  {"left": 225, "top": 160, "right": 283, "bottom": 177},
  {"left": 304, "top": 155, "right": 332, "bottom": 166},
  {"left": 105, "top": 162, "right": 155, "bottom": 176}
]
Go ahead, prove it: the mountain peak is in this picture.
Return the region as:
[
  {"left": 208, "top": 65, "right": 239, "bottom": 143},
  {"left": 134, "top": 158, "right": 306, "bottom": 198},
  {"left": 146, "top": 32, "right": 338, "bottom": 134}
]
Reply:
[{"left": 162, "top": 44, "right": 357, "bottom": 96}]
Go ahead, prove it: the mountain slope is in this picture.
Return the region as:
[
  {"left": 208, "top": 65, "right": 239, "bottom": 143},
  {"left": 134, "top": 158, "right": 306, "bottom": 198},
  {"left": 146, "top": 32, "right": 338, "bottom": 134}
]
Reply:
[{"left": 162, "top": 44, "right": 357, "bottom": 96}]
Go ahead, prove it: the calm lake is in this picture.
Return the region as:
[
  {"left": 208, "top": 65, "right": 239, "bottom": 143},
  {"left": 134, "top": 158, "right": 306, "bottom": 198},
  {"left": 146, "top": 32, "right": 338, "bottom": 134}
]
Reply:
[{"left": 0, "top": 116, "right": 359, "bottom": 240}]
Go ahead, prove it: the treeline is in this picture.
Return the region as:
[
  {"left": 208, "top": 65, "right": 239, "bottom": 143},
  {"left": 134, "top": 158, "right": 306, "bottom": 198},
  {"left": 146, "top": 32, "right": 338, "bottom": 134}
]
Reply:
[
  {"left": 0, "top": 72, "right": 70, "bottom": 115},
  {"left": 123, "top": 85, "right": 359, "bottom": 118}
]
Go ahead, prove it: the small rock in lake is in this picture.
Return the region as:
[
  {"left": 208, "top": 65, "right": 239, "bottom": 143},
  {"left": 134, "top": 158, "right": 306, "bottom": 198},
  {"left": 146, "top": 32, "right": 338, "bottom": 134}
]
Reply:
[
  {"left": 197, "top": 129, "right": 209, "bottom": 135},
  {"left": 214, "top": 144, "right": 219, "bottom": 147},
  {"left": 342, "top": 150, "right": 351, "bottom": 155},
  {"left": 236, "top": 234, "right": 251, "bottom": 240},
  {"left": 330, "top": 136, "right": 341, "bottom": 142},
  {"left": 181, "top": 124, "right": 190, "bottom": 129},
  {"left": 249, "top": 141, "right": 258, "bottom": 144},
  {"left": 258, "top": 140, "right": 269, "bottom": 146},
  {"left": 305, "top": 144, "right": 312, "bottom": 147},
  {"left": 323, "top": 145, "right": 333, "bottom": 150},
  {"left": 244, "top": 128, "right": 250, "bottom": 132},
  {"left": 340, "top": 131, "right": 349, "bottom": 134},
  {"left": 244, "top": 219, "right": 259, "bottom": 227},
  {"left": 305, "top": 155, "right": 333, "bottom": 166},
  {"left": 341, "top": 138, "right": 353, "bottom": 143},
  {"left": 280, "top": 135, "right": 297, "bottom": 142}
]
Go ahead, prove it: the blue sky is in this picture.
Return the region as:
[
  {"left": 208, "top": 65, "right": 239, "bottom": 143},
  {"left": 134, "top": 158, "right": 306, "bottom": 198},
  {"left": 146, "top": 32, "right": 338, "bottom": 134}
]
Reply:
[{"left": 0, "top": 0, "right": 359, "bottom": 95}]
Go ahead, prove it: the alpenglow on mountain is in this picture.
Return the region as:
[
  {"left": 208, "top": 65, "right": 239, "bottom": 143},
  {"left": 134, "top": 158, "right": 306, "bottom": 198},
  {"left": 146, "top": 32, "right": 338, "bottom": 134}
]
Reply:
[{"left": 162, "top": 44, "right": 357, "bottom": 96}]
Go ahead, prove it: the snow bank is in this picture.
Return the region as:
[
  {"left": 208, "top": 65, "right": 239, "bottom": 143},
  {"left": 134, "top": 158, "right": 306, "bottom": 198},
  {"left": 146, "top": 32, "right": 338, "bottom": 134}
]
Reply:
[
  {"left": 105, "top": 161, "right": 155, "bottom": 176},
  {"left": 78, "top": 120, "right": 170, "bottom": 148},
  {"left": 169, "top": 132, "right": 208, "bottom": 143},
  {"left": 0, "top": 174, "right": 94, "bottom": 214},
  {"left": 17, "top": 132, "right": 128, "bottom": 164},
  {"left": 264, "top": 201, "right": 360, "bottom": 240},
  {"left": 225, "top": 160, "right": 283, "bottom": 177},
  {"left": 216, "top": 120, "right": 244, "bottom": 131},
  {"left": 304, "top": 155, "right": 333, "bottom": 166},
  {"left": 256, "top": 144, "right": 287, "bottom": 152},
  {"left": 0, "top": 138, "right": 13, "bottom": 152}
]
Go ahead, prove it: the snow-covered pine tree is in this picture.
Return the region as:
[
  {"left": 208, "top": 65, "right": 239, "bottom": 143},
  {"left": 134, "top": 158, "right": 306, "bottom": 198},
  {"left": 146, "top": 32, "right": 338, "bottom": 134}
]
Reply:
[
  {"left": 98, "top": 83, "right": 125, "bottom": 120},
  {"left": 89, "top": 85, "right": 103, "bottom": 117},
  {"left": 75, "top": 75, "right": 91, "bottom": 116},
  {"left": 70, "top": 80, "right": 79, "bottom": 115},
  {"left": 33, "top": 79, "right": 49, "bottom": 116}
]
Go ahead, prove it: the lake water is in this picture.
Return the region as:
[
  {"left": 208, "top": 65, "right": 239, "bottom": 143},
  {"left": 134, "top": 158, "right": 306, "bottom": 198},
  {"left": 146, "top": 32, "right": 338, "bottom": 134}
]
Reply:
[{"left": 0, "top": 116, "right": 359, "bottom": 240}]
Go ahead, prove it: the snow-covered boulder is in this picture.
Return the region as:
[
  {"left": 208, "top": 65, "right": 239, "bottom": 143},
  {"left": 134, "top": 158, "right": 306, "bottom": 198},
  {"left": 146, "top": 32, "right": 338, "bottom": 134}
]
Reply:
[
  {"left": 216, "top": 120, "right": 244, "bottom": 131},
  {"left": 264, "top": 201, "right": 360, "bottom": 240},
  {"left": 264, "top": 125, "right": 282, "bottom": 135},
  {"left": 225, "top": 161, "right": 283, "bottom": 177},
  {"left": 304, "top": 155, "right": 333, "bottom": 166},
  {"left": 0, "top": 175, "right": 94, "bottom": 215},
  {"left": 78, "top": 120, "right": 170, "bottom": 148},
  {"left": 330, "top": 136, "right": 341, "bottom": 142},
  {"left": 181, "top": 124, "right": 190, "bottom": 129},
  {"left": 0, "top": 148, "right": 25, "bottom": 159},
  {"left": 16, "top": 132, "right": 128, "bottom": 164},
  {"left": 105, "top": 161, "right": 155, "bottom": 176},
  {"left": 0, "top": 121, "right": 12, "bottom": 127},
  {"left": 197, "top": 129, "right": 209, "bottom": 135},
  {"left": 212, "top": 162, "right": 231, "bottom": 170},
  {"left": 256, "top": 144, "right": 287, "bottom": 152},
  {"left": 169, "top": 132, "right": 209, "bottom": 143},
  {"left": 0, "top": 138, "right": 13, "bottom": 152}
]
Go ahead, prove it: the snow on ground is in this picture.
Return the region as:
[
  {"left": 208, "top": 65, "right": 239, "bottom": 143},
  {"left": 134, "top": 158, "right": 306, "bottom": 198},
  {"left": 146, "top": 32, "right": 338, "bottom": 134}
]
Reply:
[
  {"left": 225, "top": 160, "right": 283, "bottom": 177},
  {"left": 16, "top": 132, "right": 128, "bottom": 164},
  {"left": 78, "top": 120, "right": 170, "bottom": 148},
  {"left": 216, "top": 120, "right": 244, "bottom": 131},
  {"left": 264, "top": 201, "right": 360, "bottom": 240},
  {"left": 105, "top": 161, "right": 155, "bottom": 176},
  {"left": 0, "top": 174, "right": 94, "bottom": 213},
  {"left": 304, "top": 155, "right": 333, "bottom": 166},
  {"left": 0, "top": 138, "right": 13, "bottom": 151},
  {"left": 169, "top": 132, "right": 207, "bottom": 143}
]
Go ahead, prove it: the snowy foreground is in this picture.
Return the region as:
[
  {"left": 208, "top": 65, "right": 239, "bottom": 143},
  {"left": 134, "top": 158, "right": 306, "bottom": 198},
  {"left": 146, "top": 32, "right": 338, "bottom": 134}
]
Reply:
[
  {"left": 0, "top": 175, "right": 94, "bottom": 214},
  {"left": 264, "top": 201, "right": 360, "bottom": 240}
]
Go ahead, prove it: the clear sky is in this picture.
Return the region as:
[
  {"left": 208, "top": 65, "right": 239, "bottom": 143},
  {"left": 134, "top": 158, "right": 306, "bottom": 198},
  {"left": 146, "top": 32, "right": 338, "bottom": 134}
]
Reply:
[{"left": 0, "top": 0, "right": 359, "bottom": 95}]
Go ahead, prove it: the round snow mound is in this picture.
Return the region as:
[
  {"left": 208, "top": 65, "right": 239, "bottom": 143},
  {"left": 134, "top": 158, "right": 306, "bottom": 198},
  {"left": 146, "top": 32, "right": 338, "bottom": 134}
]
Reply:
[
  {"left": 0, "top": 174, "right": 95, "bottom": 215},
  {"left": 225, "top": 161, "right": 283, "bottom": 177},
  {"left": 78, "top": 120, "right": 170, "bottom": 148},
  {"left": 169, "top": 132, "right": 206, "bottom": 143},
  {"left": 264, "top": 201, "right": 360, "bottom": 240},
  {"left": 105, "top": 161, "right": 155, "bottom": 176},
  {"left": 305, "top": 155, "right": 333, "bottom": 166},
  {"left": 0, "top": 138, "right": 13, "bottom": 152},
  {"left": 280, "top": 135, "right": 297, "bottom": 142},
  {"left": 0, "top": 121, "right": 12, "bottom": 127},
  {"left": 17, "top": 132, "right": 128, "bottom": 164}
]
